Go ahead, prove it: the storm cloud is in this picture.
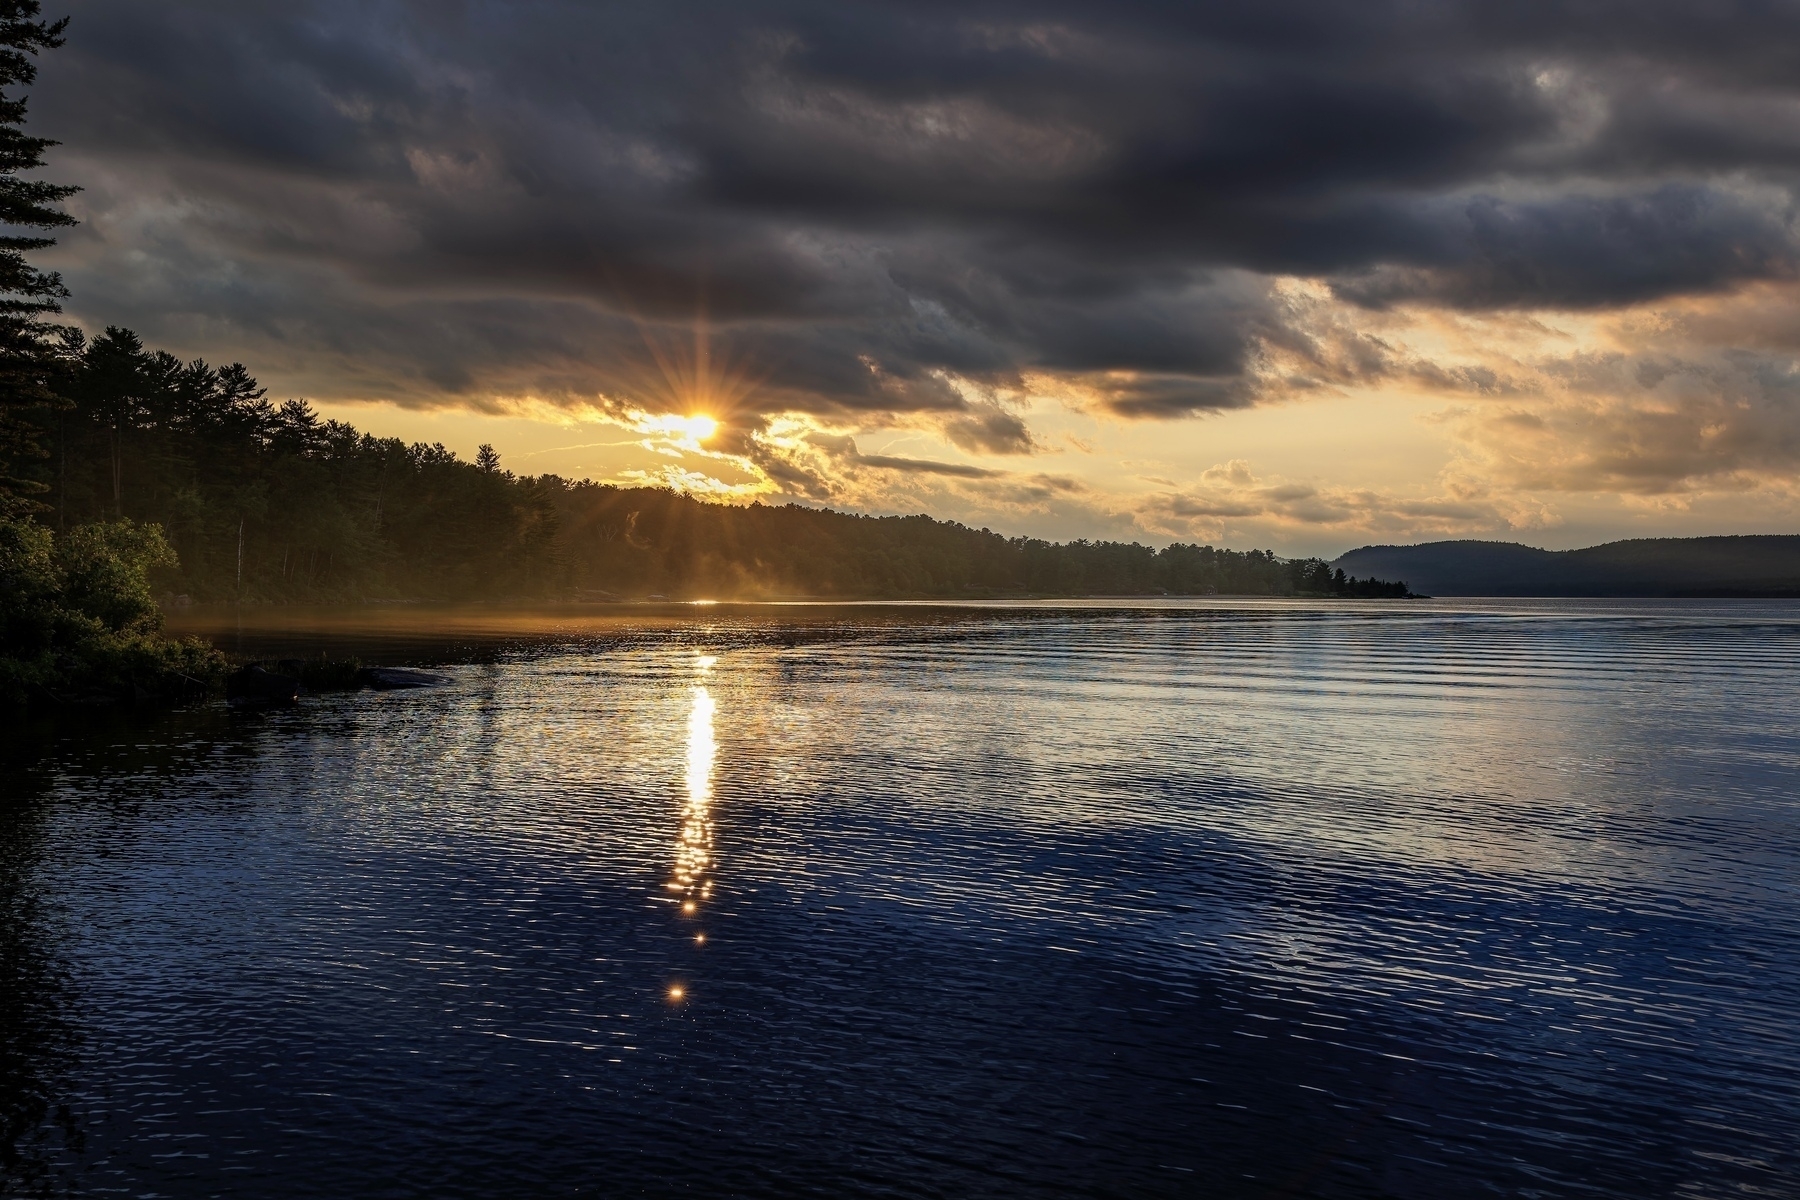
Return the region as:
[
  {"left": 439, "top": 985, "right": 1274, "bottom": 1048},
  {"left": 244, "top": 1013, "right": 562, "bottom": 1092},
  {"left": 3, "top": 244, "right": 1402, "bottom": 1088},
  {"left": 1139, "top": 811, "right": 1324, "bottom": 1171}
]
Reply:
[{"left": 31, "top": 0, "right": 1800, "bottom": 431}]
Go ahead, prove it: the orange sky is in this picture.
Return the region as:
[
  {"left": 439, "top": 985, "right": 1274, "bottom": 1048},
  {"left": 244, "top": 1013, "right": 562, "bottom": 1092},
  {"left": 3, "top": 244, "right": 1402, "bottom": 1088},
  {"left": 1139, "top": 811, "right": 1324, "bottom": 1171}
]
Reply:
[{"left": 295, "top": 279, "right": 1800, "bottom": 556}]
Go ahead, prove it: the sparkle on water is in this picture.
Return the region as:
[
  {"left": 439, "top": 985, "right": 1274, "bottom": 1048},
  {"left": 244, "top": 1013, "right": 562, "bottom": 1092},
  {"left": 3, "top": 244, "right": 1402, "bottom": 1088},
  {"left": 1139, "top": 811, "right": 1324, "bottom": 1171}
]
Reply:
[{"left": 4, "top": 598, "right": 1799, "bottom": 1198}]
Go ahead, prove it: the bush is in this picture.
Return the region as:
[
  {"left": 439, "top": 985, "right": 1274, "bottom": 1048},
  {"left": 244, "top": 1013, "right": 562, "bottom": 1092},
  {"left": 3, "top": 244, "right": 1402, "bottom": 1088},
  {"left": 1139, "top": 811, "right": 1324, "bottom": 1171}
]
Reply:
[
  {"left": 0, "top": 518, "right": 226, "bottom": 708},
  {"left": 56, "top": 520, "right": 176, "bottom": 633}
]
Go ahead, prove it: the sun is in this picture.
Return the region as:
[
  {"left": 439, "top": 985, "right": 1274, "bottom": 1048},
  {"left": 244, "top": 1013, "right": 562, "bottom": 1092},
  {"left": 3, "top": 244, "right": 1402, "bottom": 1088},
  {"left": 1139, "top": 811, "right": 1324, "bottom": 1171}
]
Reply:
[{"left": 637, "top": 411, "right": 719, "bottom": 445}]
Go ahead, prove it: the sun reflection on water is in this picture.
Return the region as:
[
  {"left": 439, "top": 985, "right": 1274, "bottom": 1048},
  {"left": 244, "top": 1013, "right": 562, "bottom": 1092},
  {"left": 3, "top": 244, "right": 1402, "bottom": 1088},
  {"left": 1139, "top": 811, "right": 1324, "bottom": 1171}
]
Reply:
[{"left": 673, "top": 654, "right": 717, "bottom": 919}]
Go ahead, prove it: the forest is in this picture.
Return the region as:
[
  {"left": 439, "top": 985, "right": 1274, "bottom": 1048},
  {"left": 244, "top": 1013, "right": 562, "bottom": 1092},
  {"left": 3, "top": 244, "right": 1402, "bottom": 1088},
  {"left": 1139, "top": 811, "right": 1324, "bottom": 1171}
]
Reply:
[{"left": 10, "top": 323, "right": 1408, "bottom": 605}]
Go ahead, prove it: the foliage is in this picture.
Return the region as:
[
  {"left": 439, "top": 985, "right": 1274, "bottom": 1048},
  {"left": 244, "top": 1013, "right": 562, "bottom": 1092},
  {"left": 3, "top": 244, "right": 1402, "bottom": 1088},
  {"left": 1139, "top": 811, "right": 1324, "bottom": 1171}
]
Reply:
[
  {"left": 0, "top": 516, "right": 226, "bottom": 708},
  {"left": 543, "top": 479, "right": 1408, "bottom": 599},
  {"left": 12, "top": 321, "right": 1412, "bottom": 601},
  {"left": 26, "top": 327, "right": 562, "bottom": 601},
  {"left": 0, "top": 4, "right": 232, "bottom": 711},
  {"left": 0, "top": 0, "right": 75, "bottom": 517},
  {"left": 11, "top": 324, "right": 1409, "bottom": 602}
]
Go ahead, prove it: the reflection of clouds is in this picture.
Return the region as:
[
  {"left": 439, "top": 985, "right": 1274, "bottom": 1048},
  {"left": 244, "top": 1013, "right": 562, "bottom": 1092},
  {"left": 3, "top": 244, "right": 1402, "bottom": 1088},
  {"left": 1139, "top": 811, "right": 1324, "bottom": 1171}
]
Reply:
[{"left": 672, "top": 655, "right": 717, "bottom": 911}]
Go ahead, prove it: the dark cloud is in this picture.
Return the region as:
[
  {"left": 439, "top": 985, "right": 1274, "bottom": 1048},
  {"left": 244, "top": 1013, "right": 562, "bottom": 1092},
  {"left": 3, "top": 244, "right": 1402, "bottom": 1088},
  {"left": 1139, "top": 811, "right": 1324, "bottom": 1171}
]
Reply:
[
  {"left": 31, "top": 0, "right": 1800, "bottom": 430},
  {"left": 1333, "top": 185, "right": 1800, "bottom": 310},
  {"left": 942, "top": 405, "right": 1037, "bottom": 455},
  {"left": 855, "top": 454, "right": 1001, "bottom": 479},
  {"left": 802, "top": 430, "right": 1002, "bottom": 479}
]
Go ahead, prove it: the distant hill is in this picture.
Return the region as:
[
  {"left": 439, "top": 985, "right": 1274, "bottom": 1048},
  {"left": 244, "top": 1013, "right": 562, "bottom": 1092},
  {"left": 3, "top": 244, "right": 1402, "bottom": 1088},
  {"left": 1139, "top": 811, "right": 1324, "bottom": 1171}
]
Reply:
[{"left": 1333, "top": 536, "right": 1800, "bottom": 597}]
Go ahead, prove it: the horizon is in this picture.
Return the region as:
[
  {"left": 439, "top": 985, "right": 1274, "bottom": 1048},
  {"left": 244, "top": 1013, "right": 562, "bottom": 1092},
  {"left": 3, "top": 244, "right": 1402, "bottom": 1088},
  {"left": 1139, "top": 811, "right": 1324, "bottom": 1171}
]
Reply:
[
  {"left": 30, "top": 1, "right": 1800, "bottom": 556},
  {"left": 512, "top": 479, "right": 1800, "bottom": 561},
  {"left": 7, "top": 8, "right": 1800, "bottom": 1191}
]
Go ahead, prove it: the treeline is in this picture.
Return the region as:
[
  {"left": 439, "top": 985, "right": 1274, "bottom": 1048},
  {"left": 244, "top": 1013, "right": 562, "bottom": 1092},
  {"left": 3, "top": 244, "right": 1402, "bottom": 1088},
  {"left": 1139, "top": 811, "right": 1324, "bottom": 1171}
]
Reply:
[
  {"left": 4, "top": 324, "right": 1407, "bottom": 601},
  {"left": 547, "top": 482, "right": 1409, "bottom": 599},
  {"left": 29, "top": 326, "right": 560, "bottom": 601},
  {"left": 8, "top": 325, "right": 1408, "bottom": 603}
]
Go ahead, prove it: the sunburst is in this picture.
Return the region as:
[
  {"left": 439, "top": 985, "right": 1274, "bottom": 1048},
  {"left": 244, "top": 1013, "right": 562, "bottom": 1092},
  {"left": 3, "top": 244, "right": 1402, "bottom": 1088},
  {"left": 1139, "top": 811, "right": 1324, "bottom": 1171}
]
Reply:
[{"left": 624, "top": 292, "right": 766, "bottom": 438}]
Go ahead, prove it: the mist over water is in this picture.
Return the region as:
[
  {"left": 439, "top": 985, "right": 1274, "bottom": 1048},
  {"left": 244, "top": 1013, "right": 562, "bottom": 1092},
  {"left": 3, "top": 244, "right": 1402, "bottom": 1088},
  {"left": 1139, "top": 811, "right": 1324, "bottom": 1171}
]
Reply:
[{"left": 4, "top": 601, "right": 1799, "bottom": 1197}]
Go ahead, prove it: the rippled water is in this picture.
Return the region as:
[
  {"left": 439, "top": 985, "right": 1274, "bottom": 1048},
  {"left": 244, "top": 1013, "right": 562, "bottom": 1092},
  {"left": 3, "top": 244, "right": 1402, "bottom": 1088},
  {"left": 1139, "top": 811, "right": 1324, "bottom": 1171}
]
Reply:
[{"left": 4, "top": 600, "right": 1799, "bottom": 1198}]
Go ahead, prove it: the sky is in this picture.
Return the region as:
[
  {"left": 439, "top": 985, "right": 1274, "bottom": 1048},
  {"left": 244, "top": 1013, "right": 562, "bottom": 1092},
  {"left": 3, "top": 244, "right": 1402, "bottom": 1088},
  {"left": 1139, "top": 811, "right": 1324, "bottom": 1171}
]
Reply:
[{"left": 26, "top": 0, "right": 1800, "bottom": 554}]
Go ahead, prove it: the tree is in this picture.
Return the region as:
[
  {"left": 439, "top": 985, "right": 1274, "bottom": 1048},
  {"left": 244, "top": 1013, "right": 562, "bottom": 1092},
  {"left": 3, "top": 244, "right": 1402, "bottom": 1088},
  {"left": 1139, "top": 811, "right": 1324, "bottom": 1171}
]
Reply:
[
  {"left": 70, "top": 326, "right": 150, "bottom": 516},
  {"left": 0, "top": 514, "right": 225, "bottom": 707},
  {"left": 0, "top": 1, "right": 73, "bottom": 516}
]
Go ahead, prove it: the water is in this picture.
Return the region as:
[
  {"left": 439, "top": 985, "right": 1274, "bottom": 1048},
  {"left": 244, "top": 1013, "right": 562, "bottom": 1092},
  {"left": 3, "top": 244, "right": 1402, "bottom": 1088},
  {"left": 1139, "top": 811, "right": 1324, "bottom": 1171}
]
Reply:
[{"left": 4, "top": 600, "right": 1799, "bottom": 1198}]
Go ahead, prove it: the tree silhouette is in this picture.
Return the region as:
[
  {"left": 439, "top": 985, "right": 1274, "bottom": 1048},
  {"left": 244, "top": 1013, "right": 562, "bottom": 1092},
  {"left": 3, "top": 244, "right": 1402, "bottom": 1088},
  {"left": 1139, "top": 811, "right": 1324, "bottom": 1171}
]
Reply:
[{"left": 0, "top": 0, "right": 74, "bottom": 516}]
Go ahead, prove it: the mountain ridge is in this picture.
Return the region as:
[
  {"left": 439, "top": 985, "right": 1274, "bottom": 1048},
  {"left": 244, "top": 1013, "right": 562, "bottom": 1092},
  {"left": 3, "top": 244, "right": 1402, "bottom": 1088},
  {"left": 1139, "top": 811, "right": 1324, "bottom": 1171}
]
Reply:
[{"left": 1333, "top": 535, "right": 1800, "bottom": 596}]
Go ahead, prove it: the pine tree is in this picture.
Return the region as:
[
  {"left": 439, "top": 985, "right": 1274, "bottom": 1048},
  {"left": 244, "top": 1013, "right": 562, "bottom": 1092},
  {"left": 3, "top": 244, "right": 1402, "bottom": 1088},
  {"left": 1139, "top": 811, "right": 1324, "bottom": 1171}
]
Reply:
[{"left": 0, "top": 1, "right": 73, "bottom": 516}]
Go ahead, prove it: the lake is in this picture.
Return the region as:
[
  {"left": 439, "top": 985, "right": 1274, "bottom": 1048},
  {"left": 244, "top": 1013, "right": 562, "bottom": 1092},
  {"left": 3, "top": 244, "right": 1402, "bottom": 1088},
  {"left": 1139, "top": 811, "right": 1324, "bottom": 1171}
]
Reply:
[{"left": 3, "top": 599, "right": 1798, "bottom": 1197}]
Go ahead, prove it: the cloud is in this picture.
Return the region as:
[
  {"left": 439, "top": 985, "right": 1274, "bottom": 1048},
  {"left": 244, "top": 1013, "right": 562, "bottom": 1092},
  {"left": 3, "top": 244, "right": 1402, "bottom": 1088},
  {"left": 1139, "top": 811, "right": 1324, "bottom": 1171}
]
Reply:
[
  {"left": 1270, "top": 281, "right": 1800, "bottom": 498},
  {"left": 940, "top": 403, "right": 1038, "bottom": 454},
  {"left": 31, "top": 0, "right": 1800, "bottom": 553},
  {"left": 1332, "top": 184, "right": 1800, "bottom": 311},
  {"left": 854, "top": 453, "right": 1002, "bottom": 479},
  {"left": 1442, "top": 349, "right": 1800, "bottom": 497},
  {"left": 1135, "top": 459, "right": 1556, "bottom": 544},
  {"left": 35, "top": 0, "right": 1800, "bottom": 435}
]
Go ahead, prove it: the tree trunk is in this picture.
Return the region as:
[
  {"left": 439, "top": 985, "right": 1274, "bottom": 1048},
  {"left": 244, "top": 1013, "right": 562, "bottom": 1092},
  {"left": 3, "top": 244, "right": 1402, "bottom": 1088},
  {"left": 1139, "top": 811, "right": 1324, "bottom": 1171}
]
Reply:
[{"left": 110, "top": 423, "right": 123, "bottom": 518}]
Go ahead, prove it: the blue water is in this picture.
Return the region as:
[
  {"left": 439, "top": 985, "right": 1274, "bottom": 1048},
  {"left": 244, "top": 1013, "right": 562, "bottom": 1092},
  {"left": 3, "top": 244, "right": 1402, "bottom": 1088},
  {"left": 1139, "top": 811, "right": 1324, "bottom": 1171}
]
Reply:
[{"left": 3, "top": 600, "right": 1798, "bottom": 1197}]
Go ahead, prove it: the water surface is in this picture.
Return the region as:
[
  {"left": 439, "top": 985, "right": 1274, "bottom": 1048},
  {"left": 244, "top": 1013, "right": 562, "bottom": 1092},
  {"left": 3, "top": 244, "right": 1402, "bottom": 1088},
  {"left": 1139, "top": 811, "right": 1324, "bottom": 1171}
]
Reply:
[{"left": 4, "top": 600, "right": 1799, "bottom": 1197}]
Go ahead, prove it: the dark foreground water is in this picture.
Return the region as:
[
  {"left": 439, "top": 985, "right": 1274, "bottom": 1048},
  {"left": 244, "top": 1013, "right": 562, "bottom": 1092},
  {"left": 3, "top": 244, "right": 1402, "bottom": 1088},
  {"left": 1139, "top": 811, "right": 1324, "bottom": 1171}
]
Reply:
[{"left": 4, "top": 600, "right": 1799, "bottom": 1198}]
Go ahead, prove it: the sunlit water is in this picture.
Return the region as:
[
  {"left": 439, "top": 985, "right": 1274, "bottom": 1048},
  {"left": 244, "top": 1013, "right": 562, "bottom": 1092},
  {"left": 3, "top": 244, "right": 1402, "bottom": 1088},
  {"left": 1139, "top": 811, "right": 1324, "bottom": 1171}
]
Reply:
[{"left": 4, "top": 600, "right": 1799, "bottom": 1198}]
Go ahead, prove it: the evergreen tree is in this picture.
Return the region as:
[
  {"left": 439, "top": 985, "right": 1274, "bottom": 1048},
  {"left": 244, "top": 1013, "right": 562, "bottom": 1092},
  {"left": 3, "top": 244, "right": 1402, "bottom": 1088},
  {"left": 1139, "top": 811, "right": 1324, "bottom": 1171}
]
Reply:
[{"left": 0, "top": 1, "right": 72, "bottom": 515}]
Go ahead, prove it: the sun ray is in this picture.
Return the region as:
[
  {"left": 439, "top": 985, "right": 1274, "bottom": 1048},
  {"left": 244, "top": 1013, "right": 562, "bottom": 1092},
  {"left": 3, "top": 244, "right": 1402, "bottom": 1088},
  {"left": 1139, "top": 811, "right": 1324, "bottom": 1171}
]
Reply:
[{"left": 616, "top": 285, "right": 773, "bottom": 433}]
